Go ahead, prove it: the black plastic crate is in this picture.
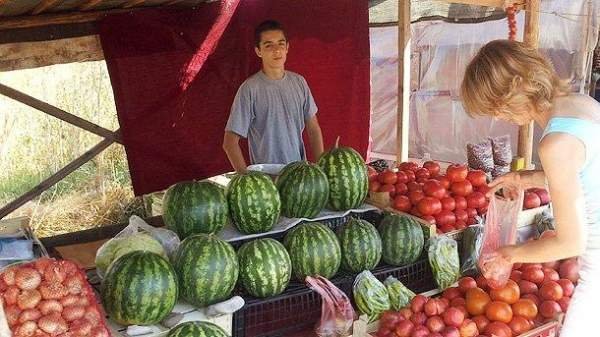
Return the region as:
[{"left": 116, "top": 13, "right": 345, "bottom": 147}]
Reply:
[{"left": 232, "top": 256, "right": 436, "bottom": 337}]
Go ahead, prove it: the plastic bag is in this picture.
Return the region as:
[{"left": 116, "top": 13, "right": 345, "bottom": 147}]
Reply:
[
  {"left": 466, "top": 139, "right": 494, "bottom": 172},
  {"left": 353, "top": 270, "right": 390, "bottom": 323},
  {"left": 491, "top": 135, "right": 513, "bottom": 167},
  {"left": 384, "top": 276, "right": 415, "bottom": 311},
  {"left": 428, "top": 236, "right": 460, "bottom": 290},
  {"left": 306, "top": 276, "right": 355, "bottom": 337},
  {"left": 478, "top": 192, "right": 524, "bottom": 289},
  {"left": 95, "top": 215, "right": 180, "bottom": 279},
  {"left": 460, "top": 224, "right": 484, "bottom": 276}
]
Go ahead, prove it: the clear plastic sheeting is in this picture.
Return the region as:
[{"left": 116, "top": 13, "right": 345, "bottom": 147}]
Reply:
[{"left": 369, "top": 0, "right": 600, "bottom": 165}]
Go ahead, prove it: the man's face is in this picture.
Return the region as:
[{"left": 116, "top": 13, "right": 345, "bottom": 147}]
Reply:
[{"left": 255, "top": 30, "right": 288, "bottom": 68}]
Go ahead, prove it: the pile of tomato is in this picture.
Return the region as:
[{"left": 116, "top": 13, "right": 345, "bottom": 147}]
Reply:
[
  {"left": 375, "top": 257, "right": 579, "bottom": 337},
  {"left": 369, "top": 161, "right": 490, "bottom": 233}
]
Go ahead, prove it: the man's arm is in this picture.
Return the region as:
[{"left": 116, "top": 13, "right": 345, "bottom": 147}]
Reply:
[
  {"left": 305, "top": 115, "right": 324, "bottom": 161},
  {"left": 222, "top": 131, "right": 248, "bottom": 173}
]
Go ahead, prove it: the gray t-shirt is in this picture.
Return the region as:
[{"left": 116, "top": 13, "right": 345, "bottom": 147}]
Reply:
[{"left": 225, "top": 70, "right": 318, "bottom": 165}]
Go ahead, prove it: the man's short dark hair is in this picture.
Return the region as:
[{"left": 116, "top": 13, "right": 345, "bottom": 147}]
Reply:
[{"left": 254, "top": 20, "right": 286, "bottom": 47}]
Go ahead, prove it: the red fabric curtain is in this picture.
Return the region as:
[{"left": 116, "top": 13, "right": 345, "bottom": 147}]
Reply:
[{"left": 99, "top": 0, "right": 370, "bottom": 195}]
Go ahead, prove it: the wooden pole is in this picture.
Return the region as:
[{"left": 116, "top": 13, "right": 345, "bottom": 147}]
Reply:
[
  {"left": 397, "top": 0, "right": 411, "bottom": 163},
  {"left": 518, "top": 0, "right": 540, "bottom": 168},
  {"left": 0, "top": 83, "right": 122, "bottom": 144},
  {"left": 0, "top": 135, "right": 117, "bottom": 219}
]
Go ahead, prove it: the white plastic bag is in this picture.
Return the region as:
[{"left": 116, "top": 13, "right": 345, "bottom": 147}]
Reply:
[{"left": 95, "top": 215, "right": 180, "bottom": 279}]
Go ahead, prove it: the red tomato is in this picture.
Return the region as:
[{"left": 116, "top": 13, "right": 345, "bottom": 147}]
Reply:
[
  {"left": 441, "top": 197, "right": 456, "bottom": 211},
  {"left": 415, "top": 168, "right": 431, "bottom": 180},
  {"left": 439, "top": 224, "right": 455, "bottom": 233},
  {"left": 446, "top": 164, "right": 468, "bottom": 183},
  {"left": 540, "top": 300, "right": 562, "bottom": 318},
  {"left": 399, "top": 162, "right": 419, "bottom": 172},
  {"left": 523, "top": 192, "right": 541, "bottom": 209},
  {"left": 484, "top": 322, "right": 512, "bottom": 337},
  {"left": 379, "top": 184, "right": 396, "bottom": 197},
  {"left": 403, "top": 170, "right": 416, "bottom": 182},
  {"left": 396, "top": 171, "right": 409, "bottom": 184},
  {"left": 393, "top": 195, "right": 412, "bottom": 212},
  {"left": 368, "top": 166, "right": 378, "bottom": 182},
  {"left": 454, "top": 209, "right": 468, "bottom": 223},
  {"left": 407, "top": 181, "right": 422, "bottom": 192},
  {"left": 409, "top": 190, "right": 426, "bottom": 204},
  {"left": 378, "top": 170, "right": 397, "bottom": 185},
  {"left": 423, "top": 161, "right": 441, "bottom": 176},
  {"left": 466, "top": 192, "right": 486, "bottom": 209},
  {"left": 454, "top": 196, "right": 468, "bottom": 210},
  {"left": 436, "top": 176, "right": 451, "bottom": 189},
  {"left": 418, "top": 197, "right": 443, "bottom": 216},
  {"left": 466, "top": 170, "right": 487, "bottom": 187},
  {"left": 451, "top": 180, "right": 473, "bottom": 197},
  {"left": 476, "top": 184, "right": 491, "bottom": 196},
  {"left": 369, "top": 181, "right": 381, "bottom": 192},
  {"left": 395, "top": 182, "right": 408, "bottom": 195},
  {"left": 435, "top": 210, "right": 456, "bottom": 226},
  {"left": 539, "top": 281, "right": 564, "bottom": 301},
  {"left": 455, "top": 221, "right": 467, "bottom": 230},
  {"left": 466, "top": 208, "right": 478, "bottom": 219},
  {"left": 424, "top": 180, "right": 446, "bottom": 199},
  {"left": 422, "top": 215, "right": 436, "bottom": 224},
  {"left": 557, "top": 279, "right": 575, "bottom": 297},
  {"left": 411, "top": 207, "right": 423, "bottom": 217}
]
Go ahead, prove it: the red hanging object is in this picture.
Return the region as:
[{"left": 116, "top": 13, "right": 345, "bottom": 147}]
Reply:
[{"left": 506, "top": 4, "right": 517, "bottom": 41}]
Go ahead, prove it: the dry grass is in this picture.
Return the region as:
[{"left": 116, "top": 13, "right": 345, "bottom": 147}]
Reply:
[{"left": 0, "top": 61, "right": 146, "bottom": 237}]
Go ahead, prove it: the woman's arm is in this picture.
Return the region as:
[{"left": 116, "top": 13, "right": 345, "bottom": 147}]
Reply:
[{"left": 500, "top": 133, "right": 588, "bottom": 263}]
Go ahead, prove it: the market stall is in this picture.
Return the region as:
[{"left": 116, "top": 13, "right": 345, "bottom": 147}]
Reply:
[{"left": 0, "top": 1, "right": 592, "bottom": 337}]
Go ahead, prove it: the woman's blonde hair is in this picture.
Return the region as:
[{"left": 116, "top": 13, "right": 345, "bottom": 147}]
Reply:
[{"left": 461, "top": 40, "right": 570, "bottom": 118}]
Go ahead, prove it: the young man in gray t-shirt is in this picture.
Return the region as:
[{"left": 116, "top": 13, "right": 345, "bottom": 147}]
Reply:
[{"left": 223, "top": 20, "right": 324, "bottom": 173}]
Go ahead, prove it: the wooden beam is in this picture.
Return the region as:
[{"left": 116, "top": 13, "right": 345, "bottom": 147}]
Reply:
[
  {"left": 0, "top": 83, "right": 122, "bottom": 144},
  {"left": 31, "top": 0, "right": 63, "bottom": 15},
  {"left": 122, "top": 0, "right": 146, "bottom": 9},
  {"left": 0, "top": 35, "right": 103, "bottom": 71},
  {"left": 0, "top": 136, "right": 117, "bottom": 219},
  {"left": 442, "top": 0, "right": 506, "bottom": 8},
  {"left": 397, "top": 0, "right": 410, "bottom": 163},
  {"left": 518, "top": 0, "right": 540, "bottom": 168},
  {"left": 78, "top": 0, "right": 104, "bottom": 11},
  {"left": 164, "top": 0, "right": 186, "bottom": 5}
]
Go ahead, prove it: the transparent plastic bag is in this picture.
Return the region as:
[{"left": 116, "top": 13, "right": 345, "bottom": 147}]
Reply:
[
  {"left": 478, "top": 191, "right": 524, "bottom": 289},
  {"left": 460, "top": 224, "right": 484, "bottom": 277},
  {"left": 384, "top": 276, "right": 415, "bottom": 311},
  {"left": 353, "top": 270, "right": 390, "bottom": 323},
  {"left": 95, "top": 215, "right": 180, "bottom": 279},
  {"left": 306, "top": 276, "right": 355, "bottom": 337}
]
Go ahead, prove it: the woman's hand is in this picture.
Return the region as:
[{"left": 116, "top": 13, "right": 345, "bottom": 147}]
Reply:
[{"left": 487, "top": 172, "right": 524, "bottom": 200}]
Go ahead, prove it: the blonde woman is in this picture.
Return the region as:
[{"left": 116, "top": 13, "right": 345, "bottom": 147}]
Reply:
[{"left": 461, "top": 39, "right": 600, "bottom": 336}]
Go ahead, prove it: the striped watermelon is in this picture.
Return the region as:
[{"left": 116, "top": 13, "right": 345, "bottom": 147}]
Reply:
[
  {"left": 317, "top": 143, "right": 368, "bottom": 211},
  {"left": 101, "top": 251, "right": 178, "bottom": 325},
  {"left": 238, "top": 238, "right": 291, "bottom": 298},
  {"left": 284, "top": 222, "right": 341, "bottom": 280},
  {"left": 379, "top": 213, "right": 424, "bottom": 266},
  {"left": 227, "top": 172, "right": 281, "bottom": 234},
  {"left": 167, "top": 321, "right": 229, "bottom": 337},
  {"left": 337, "top": 218, "right": 382, "bottom": 272},
  {"left": 277, "top": 161, "right": 329, "bottom": 218},
  {"left": 174, "top": 234, "right": 239, "bottom": 307},
  {"left": 163, "top": 181, "right": 228, "bottom": 238}
]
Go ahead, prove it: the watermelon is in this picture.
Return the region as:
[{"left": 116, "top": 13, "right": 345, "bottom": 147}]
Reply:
[
  {"left": 428, "top": 236, "right": 460, "bottom": 290},
  {"left": 101, "top": 251, "right": 178, "bottom": 325},
  {"left": 317, "top": 142, "right": 368, "bottom": 211},
  {"left": 284, "top": 222, "right": 341, "bottom": 280},
  {"left": 353, "top": 270, "right": 390, "bottom": 323},
  {"left": 238, "top": 238, "right": 291, "bottom": 298},
  {"left": 168, "top": 321, "right": 229, "bottom": 337},
  {"left": 163, "top": 181, "right": 228, "bottom": 238},
  {"left": 174, "top": 234, "right": 239, "bottom": 307},
  {"left": 337, "top": 218, "right": 382, "bottom": 272},
  {"left": 276, "top": 161, "right": 329, "bottom": 218},
  {"left": 379, "top": 213, "right": 424, "bottom": 266},
  {"left": 227, "top": 171, "right": 281, "bottom": 234}
]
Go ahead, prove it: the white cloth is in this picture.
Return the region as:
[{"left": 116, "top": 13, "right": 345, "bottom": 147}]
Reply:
[{"left": 559, "top": 250, "right": 600, "bottom": 337}]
